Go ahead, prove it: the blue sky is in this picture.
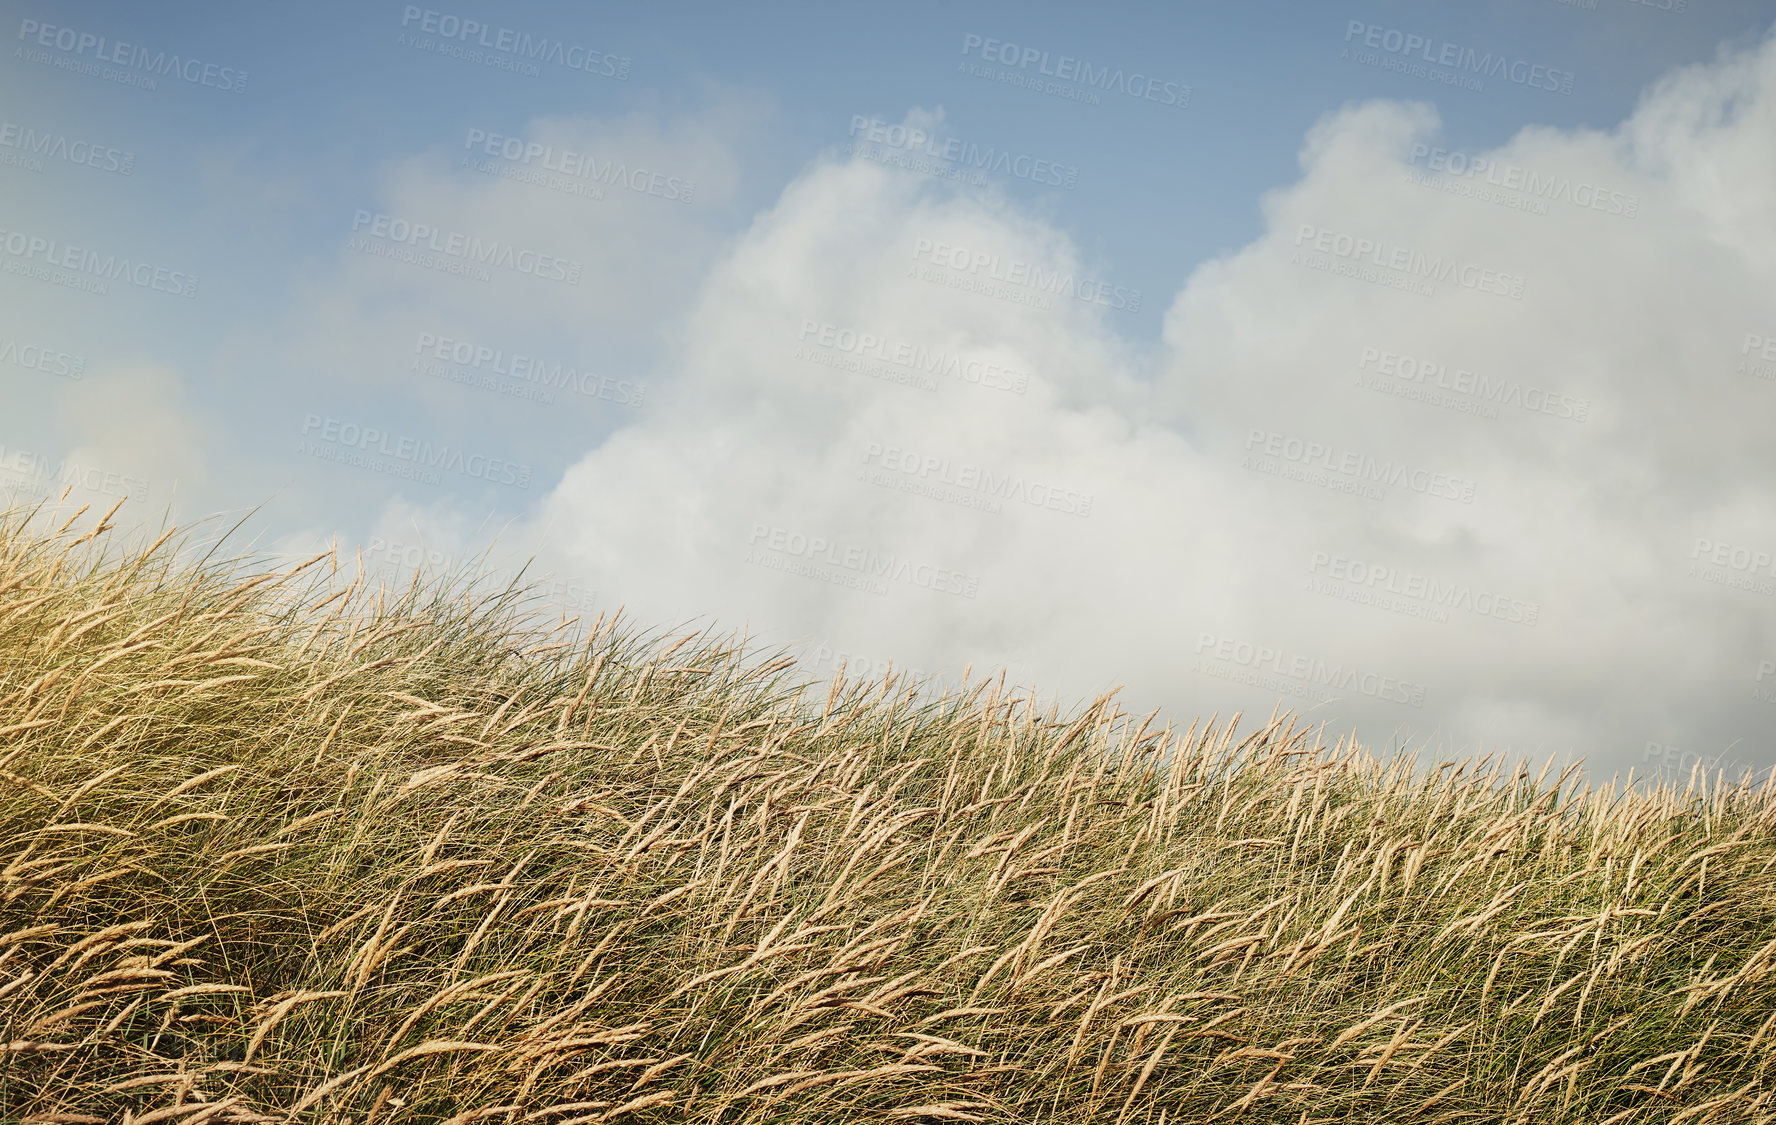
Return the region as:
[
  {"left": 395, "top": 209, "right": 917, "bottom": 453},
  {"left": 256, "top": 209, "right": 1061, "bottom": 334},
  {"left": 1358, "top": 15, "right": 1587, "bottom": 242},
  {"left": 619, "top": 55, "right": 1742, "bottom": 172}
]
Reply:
[
  {"left": 10, "top": 0, "right": 1772, "bottom": 352},
  {"left": 5, "top": 0, "right": 1776, "bottom": 789}
]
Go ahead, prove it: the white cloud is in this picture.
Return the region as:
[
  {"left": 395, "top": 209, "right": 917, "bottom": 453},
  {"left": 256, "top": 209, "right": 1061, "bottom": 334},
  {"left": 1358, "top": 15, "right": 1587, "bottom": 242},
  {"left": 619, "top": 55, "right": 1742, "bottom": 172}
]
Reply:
[{"left": 290, "top": 32, "right": 1776, "bottom": 787}]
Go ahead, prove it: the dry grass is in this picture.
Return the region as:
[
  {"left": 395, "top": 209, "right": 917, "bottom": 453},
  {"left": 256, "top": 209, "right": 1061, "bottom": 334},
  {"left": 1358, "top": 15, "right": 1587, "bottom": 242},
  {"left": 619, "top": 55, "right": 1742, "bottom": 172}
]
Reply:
[{"left": 1, "top": 496, "right": 1773, "bottom": 1124}]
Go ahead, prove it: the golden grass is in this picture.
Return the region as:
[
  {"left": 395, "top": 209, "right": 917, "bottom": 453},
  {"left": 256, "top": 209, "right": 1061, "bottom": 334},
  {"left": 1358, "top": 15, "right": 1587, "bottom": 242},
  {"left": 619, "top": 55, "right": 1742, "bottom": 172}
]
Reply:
[{"left": 0, "top": 496, "right": 1773, "bottom": 1123}]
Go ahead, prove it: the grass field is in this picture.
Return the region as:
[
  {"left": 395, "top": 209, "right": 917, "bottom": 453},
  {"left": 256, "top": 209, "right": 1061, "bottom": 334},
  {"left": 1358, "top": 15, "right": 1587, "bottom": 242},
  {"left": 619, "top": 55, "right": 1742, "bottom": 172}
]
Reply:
[{"left": 2, "top": 497, "right": 1773, "bottom": 1123}]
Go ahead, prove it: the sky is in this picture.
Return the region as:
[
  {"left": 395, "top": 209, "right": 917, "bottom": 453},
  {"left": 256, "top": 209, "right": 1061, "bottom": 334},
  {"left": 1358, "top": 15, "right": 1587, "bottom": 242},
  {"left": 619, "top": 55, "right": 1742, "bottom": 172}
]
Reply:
[{"left": 3, "top": 0, "right": 1775, "bottom": 793}]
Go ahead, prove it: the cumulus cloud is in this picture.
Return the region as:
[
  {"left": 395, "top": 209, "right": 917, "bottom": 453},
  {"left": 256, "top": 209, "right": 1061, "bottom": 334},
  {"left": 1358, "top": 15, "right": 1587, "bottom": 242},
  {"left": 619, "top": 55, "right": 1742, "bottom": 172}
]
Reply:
[
  {"left": 217, "top": 97, "right": 763, "bottom": 537},
  {"left": 0, "top": 363, "right": 207, "bottom": 542},
  {"left": 304, "top": 32, "right": 1776, "bottom": 788}
]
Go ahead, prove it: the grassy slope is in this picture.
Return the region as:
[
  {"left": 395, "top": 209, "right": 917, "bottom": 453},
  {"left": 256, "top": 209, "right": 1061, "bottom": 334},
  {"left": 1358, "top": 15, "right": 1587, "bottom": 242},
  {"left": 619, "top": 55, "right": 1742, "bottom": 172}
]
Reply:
[{"left": 1, "top": 501, "right": 1773, "bottom": 1124}]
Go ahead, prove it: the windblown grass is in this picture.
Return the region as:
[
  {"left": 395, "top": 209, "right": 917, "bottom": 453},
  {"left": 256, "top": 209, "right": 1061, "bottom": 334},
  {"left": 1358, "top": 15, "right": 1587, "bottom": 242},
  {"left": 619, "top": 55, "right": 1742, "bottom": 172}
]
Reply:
[{"left": 1, "top": 497, "right": 1774, "bottom": 1123}]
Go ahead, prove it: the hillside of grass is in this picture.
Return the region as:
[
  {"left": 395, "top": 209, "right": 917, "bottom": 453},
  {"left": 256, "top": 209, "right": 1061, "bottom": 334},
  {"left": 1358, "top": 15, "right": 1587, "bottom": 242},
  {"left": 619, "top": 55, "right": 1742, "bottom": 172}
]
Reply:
[{"left": 1, "top": 499, "right": 1773, "bottom": 1124}]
